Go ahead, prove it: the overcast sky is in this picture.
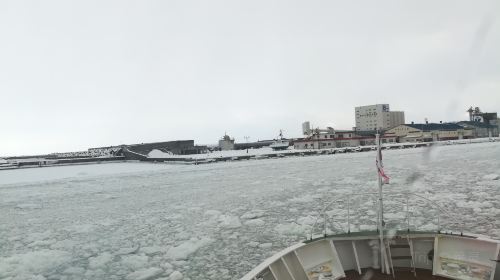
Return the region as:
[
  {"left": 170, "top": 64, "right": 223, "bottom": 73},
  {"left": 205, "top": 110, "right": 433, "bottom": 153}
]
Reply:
[{"left": 1, "top": 0, "right": 499, "bottom": 156}]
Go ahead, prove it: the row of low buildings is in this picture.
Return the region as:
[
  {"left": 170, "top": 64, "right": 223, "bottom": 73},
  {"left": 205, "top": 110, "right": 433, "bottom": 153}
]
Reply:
[
  {"left": 294, "top": 104, "right": 499, "bottom": 149},
  {"left": 293, "top": 129, "right": 395, "bottom": 149},
  {"left": 216, "top": 104, "right": 498, "bottom": 151},
  {"left": 293, "top": 121, "right": 499, "bottom": 150},
  {"left": 387, "top": 121, "right": 498, "bottom": 143}
]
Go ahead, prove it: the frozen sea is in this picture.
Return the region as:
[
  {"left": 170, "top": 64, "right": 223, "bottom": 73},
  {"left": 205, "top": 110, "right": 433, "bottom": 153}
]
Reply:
[{"left": 1, "top": 142, "right": 499, "bottom": 280}]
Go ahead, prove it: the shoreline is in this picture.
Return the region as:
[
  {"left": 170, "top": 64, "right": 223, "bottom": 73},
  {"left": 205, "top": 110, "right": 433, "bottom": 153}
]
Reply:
[{"left": 1, "top": 137, "right": 498, "bottom": 171}]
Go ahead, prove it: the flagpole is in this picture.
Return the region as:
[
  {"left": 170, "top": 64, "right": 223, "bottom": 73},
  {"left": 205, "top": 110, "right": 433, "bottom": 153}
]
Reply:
[{"left": 376, "top": 132, "right": 387, "bottom": 273}]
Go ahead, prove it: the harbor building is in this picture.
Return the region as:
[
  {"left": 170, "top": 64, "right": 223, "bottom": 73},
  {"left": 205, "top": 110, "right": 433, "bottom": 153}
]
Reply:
[
  {"left": 355, "top": 104, "right": 405, "bottom": 131},
  {"left": 126, "top": 140, "right": 207, "bottom": 156},
  {"left": 385, "top": 123, "right": 471, "bottom": 142},
  {"left": 293, "top": 127, "right": 396, "bottom": 149},
  {"left": 218, "top": 134, "right": 235, "bottom": 150},
  {"left": 457, "top": 121, "right": 499, "bottom": 138},
  {"left": 389, "top": 111, "right": 405, "bottom": 128},
  {"left": 462, "top": 106, "right": 499, "bottom": 137},
  {"left": 467, "top": 106, "right": 498, "bottom": 125}
]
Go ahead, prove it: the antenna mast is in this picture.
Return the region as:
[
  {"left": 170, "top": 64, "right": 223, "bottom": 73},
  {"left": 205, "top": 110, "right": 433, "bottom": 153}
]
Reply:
[{"left": 376, "top": 132, "right": 389, "bottom": 273}]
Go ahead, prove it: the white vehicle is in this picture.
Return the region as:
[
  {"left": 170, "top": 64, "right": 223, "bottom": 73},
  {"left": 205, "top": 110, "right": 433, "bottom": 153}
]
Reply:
[
  {"left": 350, "top": 146, "right": 362, "bottom": 152},
  {"left": 254, "top": 155, "right": 269, "bottom": 160},
  {"left": 241, "top": 134, "right": 500, "bottom": 280}
]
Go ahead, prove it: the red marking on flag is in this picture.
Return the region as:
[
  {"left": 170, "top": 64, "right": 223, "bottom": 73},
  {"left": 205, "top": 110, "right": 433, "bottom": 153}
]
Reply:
[{"left": 376, "top": 149, "right": 390, "bottom": 184}]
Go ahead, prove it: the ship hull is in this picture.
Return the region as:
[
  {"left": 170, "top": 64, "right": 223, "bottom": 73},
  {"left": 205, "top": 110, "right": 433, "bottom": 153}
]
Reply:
[{"left": 241, "top": 231, "right": 500, "bottom": 280}]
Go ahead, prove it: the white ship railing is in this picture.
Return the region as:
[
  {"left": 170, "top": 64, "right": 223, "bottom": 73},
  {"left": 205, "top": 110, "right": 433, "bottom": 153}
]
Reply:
[{"left": 309, "top": 192, "right": 464, "bottom": 240}]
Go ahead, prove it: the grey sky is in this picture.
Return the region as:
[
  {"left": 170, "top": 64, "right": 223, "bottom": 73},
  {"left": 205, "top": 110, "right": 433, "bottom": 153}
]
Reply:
[{"left": 1, "top": 0, "right": 499, "bottom": 156}]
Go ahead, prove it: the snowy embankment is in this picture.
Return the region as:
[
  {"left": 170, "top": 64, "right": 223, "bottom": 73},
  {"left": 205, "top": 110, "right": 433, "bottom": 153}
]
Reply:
[
  {"left": 148, "top": 147, "right": 297, "bottom": 159},
  {"left": 147, "top": 137, "right": 500, "bottom": 161},
  {"left": 0, "top": 142, "right": 499, "bottom": 280}
]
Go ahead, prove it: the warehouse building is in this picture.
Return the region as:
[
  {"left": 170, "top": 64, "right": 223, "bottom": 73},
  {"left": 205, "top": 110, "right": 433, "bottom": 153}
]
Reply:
[
  {"left": 126, "top": 140, "right": 207, "bottom": 156},
  {"left": 293, "top": 129, "right": 396, "bottom": 149},
  {"left": 385, "top": 123, "right": 471, "bottom": 142},
  {"left": 457, "top": 121, "right": 499, "bottom": 138}
]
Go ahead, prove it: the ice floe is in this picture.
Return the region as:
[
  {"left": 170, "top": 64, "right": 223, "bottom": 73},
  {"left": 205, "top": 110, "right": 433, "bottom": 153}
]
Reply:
[
  {"left": 169, "top": 270, "right": 184, "bottom": 280},
  {"left": 244, "top": 218, "right": 265, "bottom": 227},
  {"left": 88, "top": 252, "right": 113, "bottom": 269},
  {"left": 0, "top": 141, "right": 499, "bottom": 279},
  {"left": 166, "top": 238, "right": 213, "bottom": 260},
  {"left": 483, "top": 173, "right": 500, "bottom": 180},
  {"left": 218, "top": 215, "right": 242, "bottom": 229},
  {"left": 0, "top": 249, "right": 71, "bottom": 279},
  {"left": 126, "top": 267, "right": 164, "bottom": 280}
]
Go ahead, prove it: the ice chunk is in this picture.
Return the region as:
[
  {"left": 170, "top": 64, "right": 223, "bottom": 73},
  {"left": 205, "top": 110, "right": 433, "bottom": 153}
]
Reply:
[
  {"left": 166, "top": 238, "right": 213, "bottom": 260},
  {"left": 483, "top": 174, "right": 500, "bottom": 180},
  {"left": 456, "top": 201, "right": 492, "bottom": 209},
  {"left": 240, "top": 210, "right": 266, "bottom": 219},
  {"left": 244, "top": 219, "right": 265, "bottom": 227},
  {"left": 66, "top": 223, "right": 96, "bottom": 233},
  {"left": 126, "top": 267, "right": 164, "bottom": 280},
  {"left": 88, "top": 252, "right": 113, "bottom": 269},
  {"left": 384, "top": 213, "right": 405, "bottom": 219},
  {"left": 15, "top": 203, "right": 41, "bottom": 209},
  {"left": 218, "top": 215, "right": 242, "bottom": 229},
  {"left": 297, "top": 216, "right": 316, "bottom": 225},
  {"left": 274, "top": 223, "right": 310, "bottom": 235},
  {"left": 248, "top": 242, "right": 260, "bottom": 248},
  {"left": 169, "top": 270, "right": 183, "bottom": 280},
  {"left": 259, "top": 243, "right": 273, "bottom": 249},
  {"left": 0, "top": 249, "right": 71, "bottom": 278},
  {"left": 116, "top": 246, "right": 140, "bottom": 255},
  {"left": 289, "top": 194, "right": 316, "bottom": 203},
  {"left": 203, "top": 210, "right": 222, "bottom": 218},
  {"left": 63, "top": 266, "right": 85, "bottom": 275},
  {"left": 121, "top": 254, "right": 149, "bottom": 270},
  {"left": 359, "top": 224, "right": 376, "bottom": 231},
  {"left": 141, "top": 246, "right": 166, "bottom": 255}
]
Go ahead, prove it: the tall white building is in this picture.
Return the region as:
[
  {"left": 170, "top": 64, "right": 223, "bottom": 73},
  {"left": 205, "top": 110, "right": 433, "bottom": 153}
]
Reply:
[
  {"left": 389, "top": 111, "right": 405, "bottom": 128},
  {"left": 302, "top": 121, "right": 312, "bottom": 136},
  {"left": 355, "top": 104, "right": 405, "bottom": 131}
]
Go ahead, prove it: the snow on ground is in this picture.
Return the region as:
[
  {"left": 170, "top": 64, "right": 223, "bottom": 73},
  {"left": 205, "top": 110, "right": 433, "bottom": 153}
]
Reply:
[
  {"left": 0, "top": 142, "right": 499, "bottom": 279},
  {"left": 0, "top": 162, "right": 175, "bottom": 185},
  {"left": 148, "top": 147, "right": 297, "bottom": 159}
]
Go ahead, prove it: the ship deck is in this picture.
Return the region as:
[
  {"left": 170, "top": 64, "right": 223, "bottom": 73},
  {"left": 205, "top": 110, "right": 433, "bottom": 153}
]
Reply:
[{"left": 344, "top": 268, "right": 449, "bottom": 280}]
